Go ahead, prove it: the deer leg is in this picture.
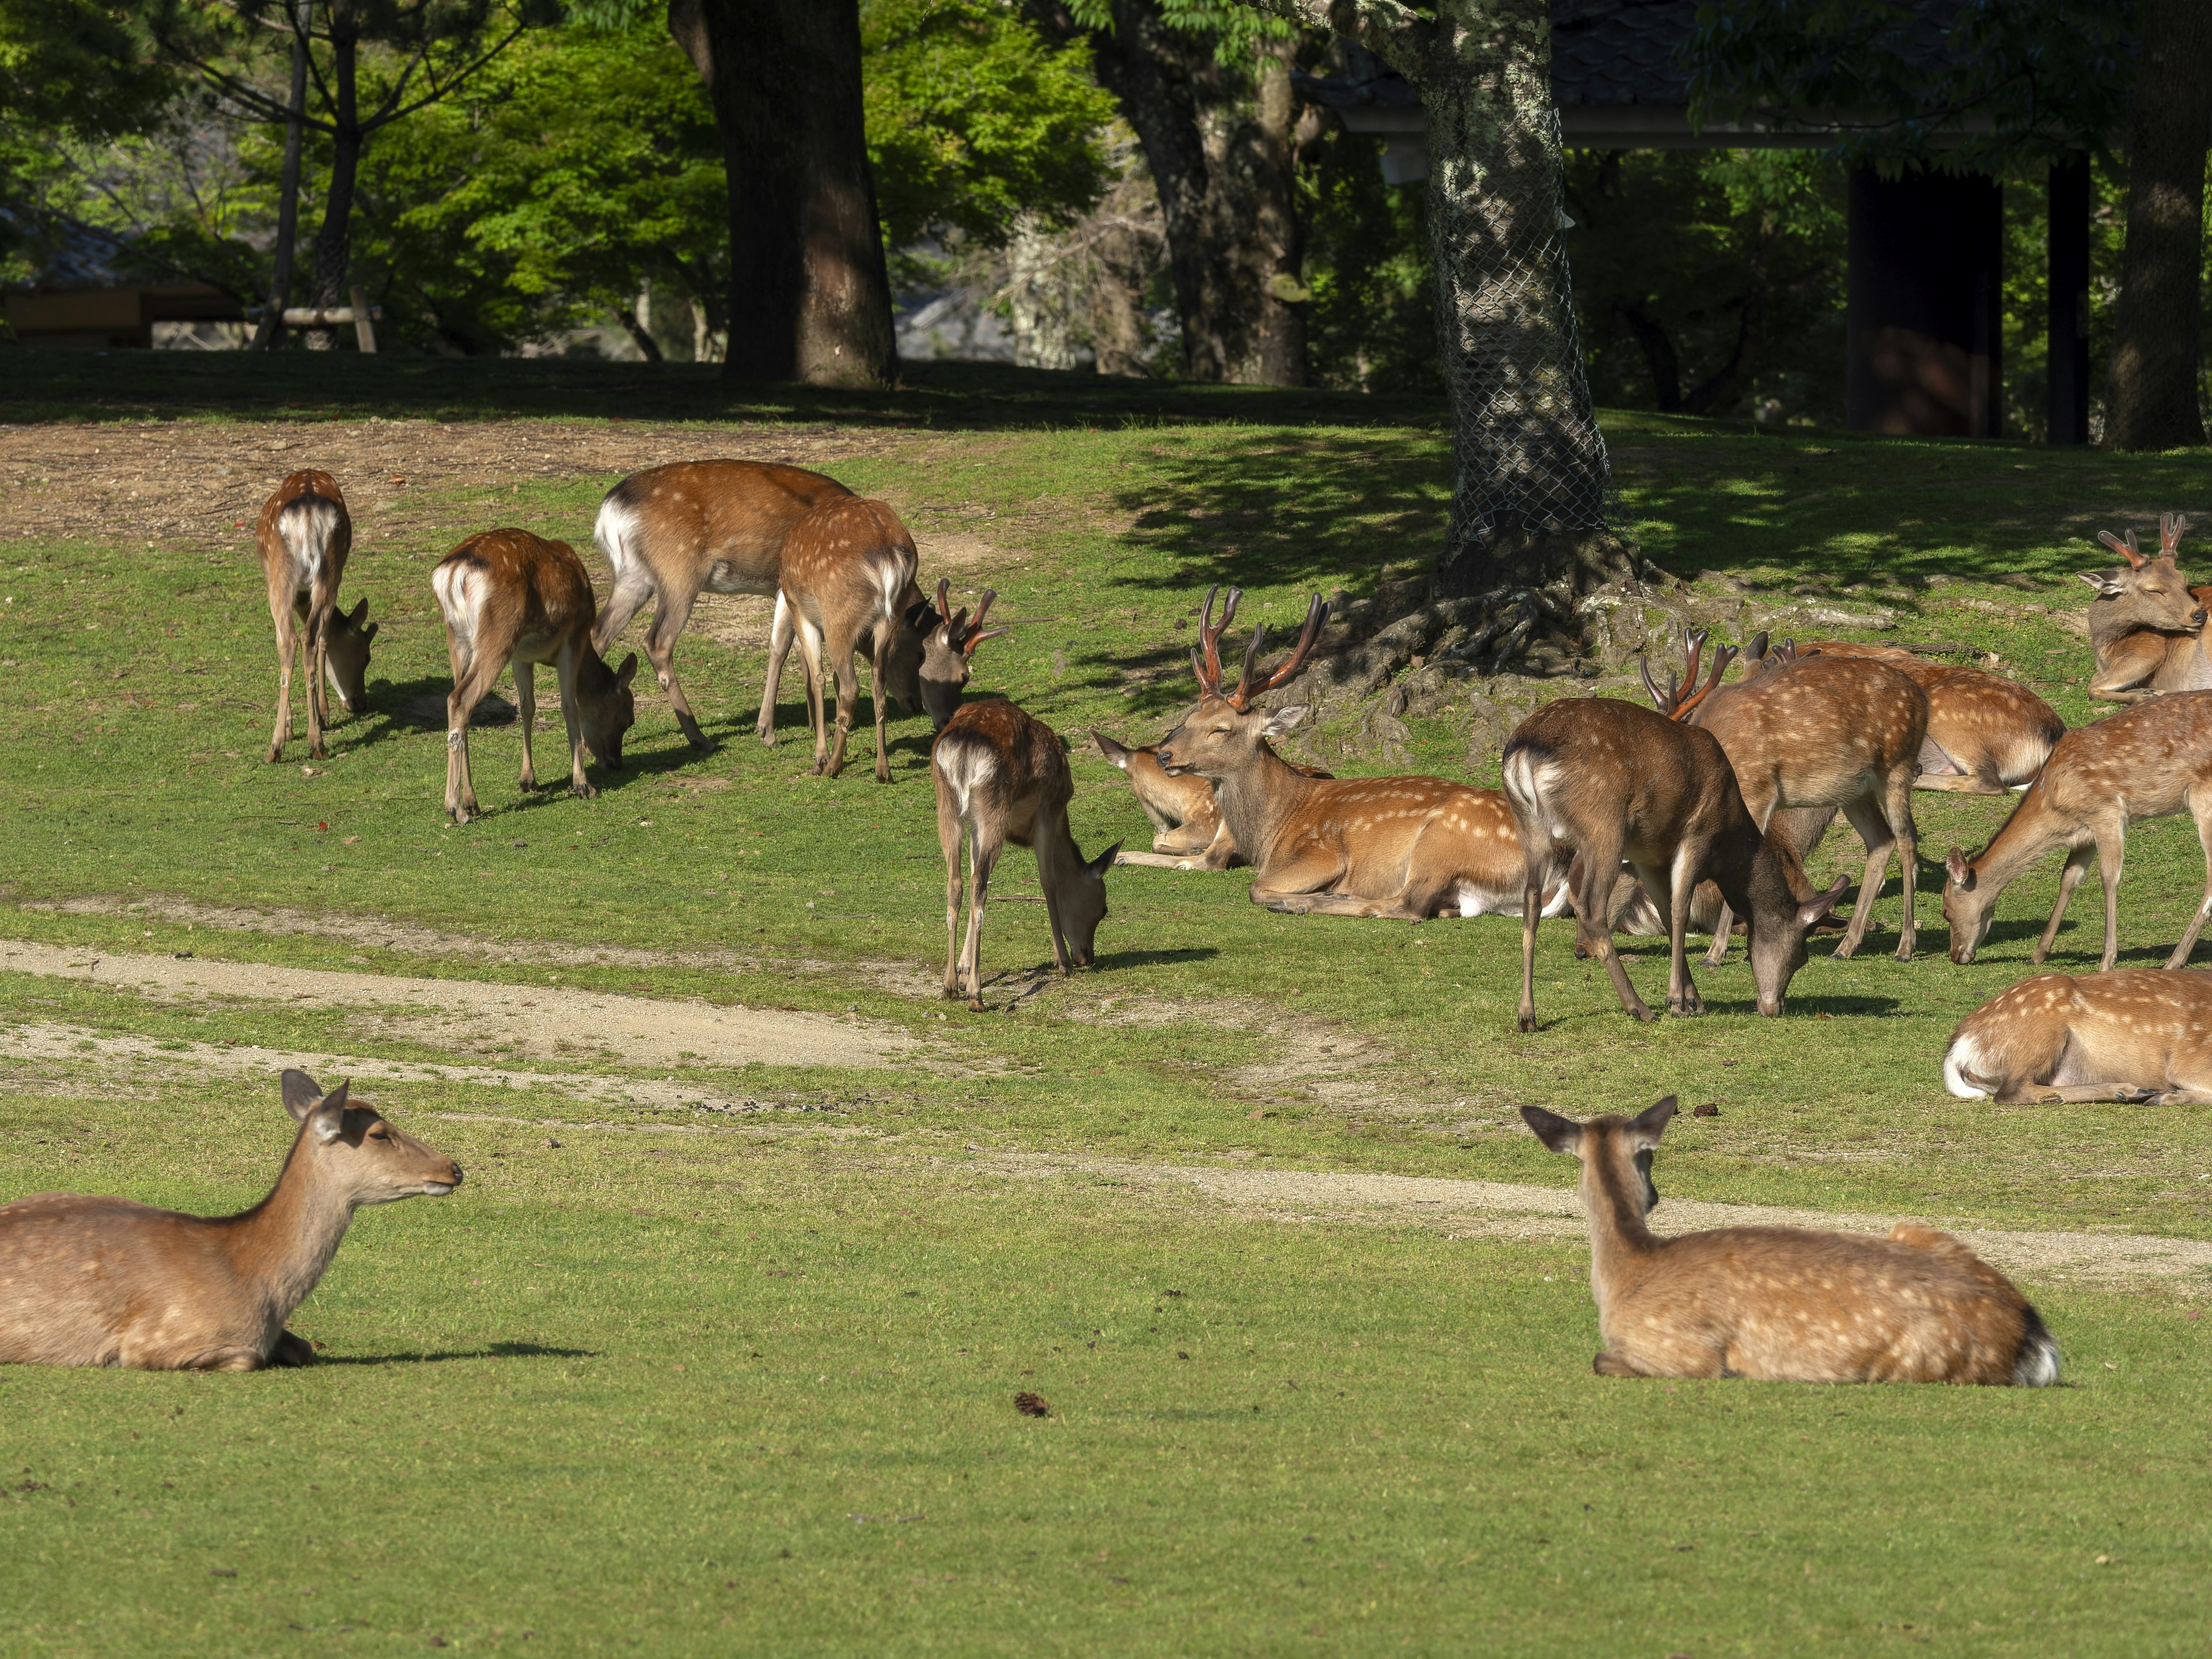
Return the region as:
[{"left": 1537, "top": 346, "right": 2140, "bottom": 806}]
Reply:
[
  {"left": 940, "top": 794, "right": 965, "bottom": 999},
  {"left": 960, "top": 835, "right": 1003, "bottom": 1012},
  {"left": 592, "top": 561, "right": 653, "bottom": 657},
  {"left": 2094, "top": 825, "right": 2127, "bottom": 972},
  {"left": 513, "top": 660, "right": 539, "bottom": 791},
  {"left": 304, "top": 569, "right": 339, "bottom": 756},
  {"left": 445, "top": 654, "right": 503, "bottom": 825},
  {"left": 870, "top": 627, "right": 893, "bottom": 785},
  {"left": 823, "top": 640, "right": 861, "bottom": 780},
  {"left": 1517, "top": 876, "right": 1543, "bottom": 1033},
  {"left": 1582, "top": 842, "right": 1653, "bottom": 1024},
  {"left": 554, "top": 645, "right": 594, "bottom": 798},
  {"left": 1250, "top": 850, "right": 1354, "bottom": 913},
  {"left": 1648, "top": 852, "right": 1703, "bottom": 1017},
  {"left": 793, "top": 619, "right": 831, "bottom": 774},
  {"left": 2164, "top": 798, "right": 2212, "bottom": 969},
  {"left": 643, "top": 584, "right": 711, "bottom": 751},
  {"left": 1833, "top": 794, "right": 1894, "bottom": 960},
  {"left": 267, "top": 599, "right": 299, "bottom": 764},
  {"left": 757, "top": 592, "right": 795, "bottom": 746},
  {"left": 2032, "top": 844, "right": 2096, "bottom": 963}
]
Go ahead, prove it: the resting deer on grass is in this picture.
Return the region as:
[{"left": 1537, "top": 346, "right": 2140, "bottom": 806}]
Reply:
[
  {"left": 1944, "top": 969, "right": 2212, "bottom": 1104},
  {"left": 2079, "top": 514, "right": 2210, "bottom": 703},
  {"left": 1150, "top": 587, "right": 1629, "bottom": 925},
  {"left": 258, "top": 470, "right": 376, "bottom": 763},
  {"left": 935, "top": 699, "right": 1119, "bottom": 1010},
  {"left": 592, "top": 459, "right": 852, "bottom": 749},
  {"left": 1942, "top": 691, "right": 2212, "bottom": 971},
  {"left": 1521, "top": 1097, "right": 2059, "bottom": 1385},
  {"left": 1503, "top": 695, "right": 1846, "bottom": 1028},
  {"left": 0, "top": 1070, "right": 460, "bottom": 1371},
  {"left": 432, "top": 528, "right": 638, "bottom": 825},
  {"left": 1645, "top": 630, "right": 1927, "bottom": 961},
  {"left": 1092, "top": 729, "right": 1334, "bottom": 870}
]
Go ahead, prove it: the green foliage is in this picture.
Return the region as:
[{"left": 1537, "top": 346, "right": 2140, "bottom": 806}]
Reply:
[
  {"left": 861, "top": 0, "right": 1117, "bottom": 250},
  {"left": 0, "top": 0, "right": 169, "bottom": 141},
  {"left": 1300, "top": 126, "right": 1440, "bottom": 395},
  {"left": 1065, "top": 0, "right": 1296, "bottom": 64}
]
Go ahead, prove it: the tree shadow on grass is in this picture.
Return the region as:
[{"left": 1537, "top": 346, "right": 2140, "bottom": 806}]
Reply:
[{"left": 314, "top": 1340, "right": 599, "bottom": 1366}]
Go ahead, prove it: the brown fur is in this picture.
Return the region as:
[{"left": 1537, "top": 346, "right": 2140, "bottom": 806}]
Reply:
[
  {"left": 775, "top": 497, "right": 929, "bottom": 782},
  {"left": 1942, "top": 691, "right": 2212, "bottom": 971},
  {"left": 1502, "top": 697, "right": 1844, "bottom": 1028},
  {"left": 933, "top": 699, "right": 1119, "bottom": 1011},
  {"left": 257, "top": 470, "right": 374, "bottom": 763},
  {"left": 1944, "top": 968, "right": 2212, "bottom": 1104},
  {"left": 431, "top": 529, "right": 638, "bottom": 825},
  {"left": 2077, "top": 515, "right": 2210, "bottom": 703},
  {"left": 0, "top": 1071, "right": 460, "bottom": 1371},
  {"left": 590, "top": 460, "right": 852, "bottom": 749},
  {"left": 1522, "top": 1097, "right": 2058, "bottom": 1386},
  {"left": 1093, "top": 729, "right": 1336, "bottom": 869},
  {"left": 1789, "top": 642, "right": 2065, "bottom": 794}
]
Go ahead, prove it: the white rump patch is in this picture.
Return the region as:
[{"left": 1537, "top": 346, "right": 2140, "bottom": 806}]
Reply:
[
  {"left": 935, "top": 740, "right": 996, "bottom": 817},
  {"left": 277, "top": 495, "right": 342, "bottom": 590},
  {"left": 594, "top": 496, "right": 643, "bottom": 579},
  {"left": 1940, "top": 1035, "right": 1993, "bottom": 1099},
  {"left": 1501, "top": 752, "right": 1568, "bottom": 841},
  {"left": 430, "top": 561, "right": 483, "bottom": 661}
]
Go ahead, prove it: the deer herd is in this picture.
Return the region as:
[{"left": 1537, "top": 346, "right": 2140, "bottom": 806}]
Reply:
[{"left": 7, "top": 456, "right": 2203, "bottom": 1391}]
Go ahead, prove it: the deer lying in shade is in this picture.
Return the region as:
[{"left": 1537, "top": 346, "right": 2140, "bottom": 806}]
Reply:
[
  {"left": 0, "top": 1071, "right": 460, "bottom": 1371},
  {"left": 1521, "top": 1097, "right": 2059, "bottom": 1386},
  {"left": 1943, "top": 969, "right": 2212, "bottom": 1104}
]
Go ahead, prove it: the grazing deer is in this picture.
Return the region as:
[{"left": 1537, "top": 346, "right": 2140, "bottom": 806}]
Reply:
[
  {"left": 934, "top": 698, "right": 1119, "bottom": 1010},
  {"left": 0, "top": 1070, "right": 460, "bottom": 1371},
  {"left": 1765, "top": 638, "right": 2065, "bottom": 794},
  {"left": 1520, "top": 1097, "right": 2059, "bottom": 1385},
  {"left": 257, "top": 470, "right": 377, "bottom": 763},
  {"left": 775, "top": 497, "right": 926, "bottom": 782},
  {"left": 1645, "top": 631, "right": 1927, "bottom": 961},
  {"left": 1943, "top": 969, "right": 2212, "bottom": 1104},
  {"left": 432, "top": 528, "right": 638, "bottom": 825},
  {"left": 591, "top": 459, "right": 852, "bottom": 749},
  {"left": 2080, "top": 514, "right": 2210, "bottom": 703},
  {"left": 1092, "top": 729, "right": 1335, "bottom": 870},
  {"left": 1503, "top": 696, "right": 1846, "bottom": 1028},
  {"left": 1942, "top": 691, "right": 2212, "bottom": 971},
  {"left": 1148, "top": 588, "right": 1624, "bottom": 927}
]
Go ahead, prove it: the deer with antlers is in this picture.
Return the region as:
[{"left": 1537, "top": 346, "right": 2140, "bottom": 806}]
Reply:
[
  {"left": 1092, "top": 731, "right": 1335, "bottom": 870},
  {"left": 1150, "top": 588, "right": 1631, "bottom": 928},
  {"left": 257, "top": 470, "right": 377, "bottom": 763},
  {"left": 2080, "top": 514, "right": 2210, "bottom": 703},
  {"left": 1642, "top": 630, "right": 1928, "bottom": 961},
  {"left": 1942, "top": 690, "right": 2212, "bottom": 971}
]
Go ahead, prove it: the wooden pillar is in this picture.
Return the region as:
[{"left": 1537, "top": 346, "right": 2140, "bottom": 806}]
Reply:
[
  {"left": 1847, "top": 166, "right": 2005, "bottom": 437},
  {"left": 2047, "top": 153, "right": 2092, "bottom": 445}
]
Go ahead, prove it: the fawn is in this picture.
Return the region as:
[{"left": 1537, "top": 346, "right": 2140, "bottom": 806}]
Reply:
[{"left": 257, "top": 470, "right": 376, "bottom": 762}]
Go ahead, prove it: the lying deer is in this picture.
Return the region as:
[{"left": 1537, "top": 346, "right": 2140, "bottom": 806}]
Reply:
[
  {"left": 1942, "top": 690, "right": 2212, "bottom": 970},
  {"left": 1092, "top": 729, "right": 1334, "bottom": 870},
  {"left": 592, "top": 459, "right": 851, "bottom": 749},
  {"left": 1503, "top": 695, "right": 1845, "bottom": 1028},
  {"left": 432, "top": 528, "right": 639, "bottom": 825},
  {"left": 1944, "top": 969, "right": 2212, "bottom": 1104},
  {"left": 257, "top": 470, "right": 377, "bottom": 763},
  {"left": 934, "top": 698, "right": 1119, "bottom": 1011},
  {"left": 0, "top": 1070, "right": 460, "bottom": 1370},
  {"left": 1646, "top": 630, "right": 1926, "bottom": 961},
  {"left": 2080, "top": 514, "right": 2210, "bottom": 703},
  {"left": 1150, "top": 587, "right": 1639, "bottom": 927},
  {"left": 1521, "top": 1097, "right": 2059, "bottom": 1385}
]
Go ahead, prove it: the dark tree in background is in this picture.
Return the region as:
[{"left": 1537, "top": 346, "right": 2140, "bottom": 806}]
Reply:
[
  {"left": 668, "top": 0, "right": 897, "bottom": 387},
  {"left": 2105, "top": 0, "right": 2211, "bottom": 450}
]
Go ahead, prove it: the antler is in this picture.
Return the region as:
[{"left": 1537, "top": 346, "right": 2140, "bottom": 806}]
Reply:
[
  {"left": 1226, "top": 593, "right": 1330, "bottom": 711},
  {"left": 2098, "top": 528, "right": 2148, "bottom": 569},
  {"left": 2164, "top": 513, "right": 2191, "bottom": 556},
  {"left": 959, "top": 588, "right": 1005, "bottom": 656},
  {"left": 1671, "top": 635, "right": 1739, "bottom": 721},
  {"left": 1190, "top": 584, "right": 1240, "bottom": 697}
]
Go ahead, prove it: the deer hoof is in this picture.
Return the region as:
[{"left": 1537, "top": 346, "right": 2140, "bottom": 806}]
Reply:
[
  {"left": 1516, "top": 1014, "right": 1539, "bottom": 1034},
  {"left": 967, "top": 997, "right": 985, "bottom": 1014}
]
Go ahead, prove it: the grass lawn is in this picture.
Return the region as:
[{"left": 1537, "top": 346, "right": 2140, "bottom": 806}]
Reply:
[{"left": 2, "top": 352, "right": 2210, "bottom": 1654}]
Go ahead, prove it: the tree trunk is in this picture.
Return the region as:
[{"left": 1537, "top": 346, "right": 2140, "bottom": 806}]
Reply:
[
  {"left": 2105, "top": 0, "right": 2212, "bottom": 450},
  {"left": 251, "top": 1, "right": 310, "bottom": 353},
  {"left": 1233, "top": 43, "right": 1307, "bottom": 385},
  {"left": 303, "top": 2, "right": 359, "bottom": 352},
  {"left": 668, "top": 0, "right": 896, "bottom": 388}
]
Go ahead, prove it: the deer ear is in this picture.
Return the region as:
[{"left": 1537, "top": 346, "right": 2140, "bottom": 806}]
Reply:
[
  {"left": 1797, "top": 877, "right": 1850, "bottom": 931},
  {"left": 1086, "top": 840, "right": 1123, "bottom": 878},
  {"left": 2079, "top": 569, "right": 2126, "bottom": 597},
  {"left": 903, "top": 599, "right": 934, "bottom": 631},
  {"left": 1946, "top": 848, "right": 1974, "bottom": 890},
  {"left": 1520, "top": 1104, "right": 1582, "bottom": 1156},
  {"left": 281, "top": 1069, "right": 325, "bottom": 1120},
  {"left": 1627, "top": 1095, "right": 1677, "bottom": 1149},
  {"left": 349, "top": 597, "right": 369, "bottom": 625},
  {"left": 615, "top": 652, "right": 638, "bottom": 689},
  {"left": 1260, "top": 703, "right": 1308, "bottom": 739},
  {"left": 1093, "top": 732, "right": 1131, "bottom": 768},
  {"left": 306, "top": 1081, "right": 351, "bottom": 1142}
]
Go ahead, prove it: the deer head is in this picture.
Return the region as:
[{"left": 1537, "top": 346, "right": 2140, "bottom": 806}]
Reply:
[
  {"left": 2080, "top": 516, "right": 2203, "bottom": 634},
  {"left": 906, "top": 579, "right": 1005, "bottom": 730},
  {"left": 1153, "top": 585, "right": 1330, "bottom": 780},
  {"left": 321, "top": 597, "right": 378, "bottom": 714},
  {"left": 279, "top": 1070, "right": 461, "bottom": 1206},
  {"left": 578, "top": 650, "right": 639, "bottom": 768},
  {"left": 1638, "top": 628, "right": 1737, "bottom": 722}
]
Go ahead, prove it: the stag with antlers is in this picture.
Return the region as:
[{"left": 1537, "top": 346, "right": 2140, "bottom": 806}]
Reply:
[{"left": 2080, "top": 514, "right": 2211, "bottom": 703}]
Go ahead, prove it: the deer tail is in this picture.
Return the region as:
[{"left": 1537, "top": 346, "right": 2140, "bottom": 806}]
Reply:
[{"left": 2011, "top": 1305, "right": 2062, "bottom": 1387}]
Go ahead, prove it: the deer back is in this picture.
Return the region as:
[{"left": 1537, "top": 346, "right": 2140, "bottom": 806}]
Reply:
[
  {"left": 934, "top": 698, "right": 1071, "bottom": 847},
  {"left": 433, "top": 528, "right": 600, "bottom": 663},
  {"left": 1944, "top": 969, "right": 2212, "bottom": 1101},
  {"left": 594, "top": 459, "right": 852, "bottom": 595},
  {"left": 1694, "top": 655, "right": 1928, "bottom": 798},
  {"left": 257, "top": 469, "right": 352, "bottom": 591}
]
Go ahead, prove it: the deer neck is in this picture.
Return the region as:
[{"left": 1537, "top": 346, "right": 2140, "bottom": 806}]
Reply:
[
  {"left": 1580, "top": 1149, "right": 1658, "bottom": 1301},
  {"left": 1211, "top": 743, "right": 1315, "bottom": 865},
  {"left": 1967, "top": 782, "right": 2065, "bottom": 893},
  {"left": 221, "top": 1138, "right": 358, "bottom": 1327}
]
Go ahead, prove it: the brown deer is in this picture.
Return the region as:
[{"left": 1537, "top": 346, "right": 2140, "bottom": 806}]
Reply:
[
  {"left": 1645, "top": 631, "right": 1927, "bottom": 962},
  {"left": 1092, "top": 729, "right": 1335, "bottom": 870},
  {"left": 1520, "top": 1097, "right": 2059, "bottom": 1385},
  {"left": 934, "top": 698, "right": 1119, "bottom": 1011},
  {"left": 1503, "top": 696, "right": 1846, "bottom": 1028},
  {"left": 257, "top": 470, "right": 377, "bottom": 763},
  {"left": 432, "top": 528, "right": 639, "bottom": 825},
  {"left": 1149, "top": 588, "right": 1636, "bottom": 927},
  {"left": 591, "top": 459, "right": 852, "bottom": 749},
  {"left": 2080, "top": 514, "right": 2210, "bottom": 703},
  {"left": 1944, "top": 969, "right": 2212, "bottom": 1104},
  {"left": 1941, "top": 691, "right": 2212, "bottom": 971},
  {"left": 0, "top": 1070, "right": 460, "bottom": 1370}
]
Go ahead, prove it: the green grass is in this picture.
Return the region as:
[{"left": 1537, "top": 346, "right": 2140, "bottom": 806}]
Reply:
[{"left": 5, "top": 353, "right": 2212, "bottom": 1653}]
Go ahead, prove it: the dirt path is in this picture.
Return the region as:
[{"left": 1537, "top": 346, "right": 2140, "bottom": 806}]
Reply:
[{"left": 0, "top": 940, "right": 918, "bottom": 1073}]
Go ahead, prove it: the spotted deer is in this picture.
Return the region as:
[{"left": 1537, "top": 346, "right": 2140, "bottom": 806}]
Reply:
[
  {"left": 2080, "top": 514, "right": 2209, "bottom": 703},
  {"left": 1502, "top": 696, "right": 1846, "bottom": 1028},
  {"left": 1943, "top": 970, "right": 2212, "bottom": 1104},
  {"left": 1520, "top": 1097, "right": 2059, "bottom": 1385},
  {"left": 0, "top": 1070, "right": 460, "bottom": 1371},
  {"left": 431, "top": 528, "right": 638, "bottom": 825},
  {"left": 934, "top": 699, "right": 1119, "bottom": 1010},
  {"left": 1942, "top": 691, "right": 2212, "bottom": 971},
  {"left": 257, "top": 470, "right": 376, "bottom": 763},
  {"left": 1092, "top": 729, "right": 1334, "bottom": 870},
  {"left": 591, "top": 459, "right": 852, "bottom": 749},
  {"left": 1645, "top": 631, "right": 1927, "bottom": 961},
  {"left": 1149, "top": 588, "right": 1633, "bottom": 927}
]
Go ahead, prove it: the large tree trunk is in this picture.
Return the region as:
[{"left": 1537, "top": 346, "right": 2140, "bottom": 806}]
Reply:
[
  {"left": 302, "top": 2, "right": 359, "bottom": 352},
  {"left": 2105, "top": 0, "right": 2211, "bottom": 450},
  {"left": 251, "top": 1, "right": 309, "bottom": 353},
  {"left": 1236, "top": 44, "right": 1308, "bottom": 385},
  {"left": 668, "top": 0, "right": 896, "bottom": 388}
]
